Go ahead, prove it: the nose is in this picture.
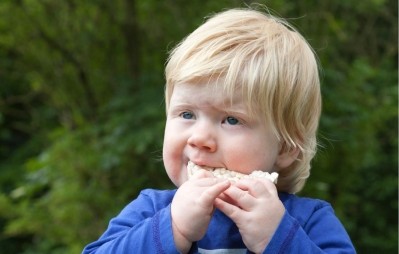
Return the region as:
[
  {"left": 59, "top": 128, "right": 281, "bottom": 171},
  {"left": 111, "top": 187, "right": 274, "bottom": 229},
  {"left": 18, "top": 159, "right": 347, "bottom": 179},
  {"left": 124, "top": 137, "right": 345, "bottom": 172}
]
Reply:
[{"left": 187, "top": 121, "right": 217, "bottom": 152}]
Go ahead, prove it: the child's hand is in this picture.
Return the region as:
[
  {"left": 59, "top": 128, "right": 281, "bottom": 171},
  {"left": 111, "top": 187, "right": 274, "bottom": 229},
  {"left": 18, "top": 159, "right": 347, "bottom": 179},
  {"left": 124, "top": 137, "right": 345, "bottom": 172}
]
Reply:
[
  {"left": 214, "top": 178, "right": 285, "bottom": 254},
  {"left": 171, "top": 170, "right": 231, "bottom": 253}
]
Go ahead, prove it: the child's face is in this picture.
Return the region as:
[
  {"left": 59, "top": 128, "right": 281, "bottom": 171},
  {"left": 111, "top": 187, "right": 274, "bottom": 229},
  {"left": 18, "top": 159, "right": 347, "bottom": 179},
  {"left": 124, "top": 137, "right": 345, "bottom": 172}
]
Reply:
[{"left": 163, "top": 81, "right": 281, "bottom": 187}]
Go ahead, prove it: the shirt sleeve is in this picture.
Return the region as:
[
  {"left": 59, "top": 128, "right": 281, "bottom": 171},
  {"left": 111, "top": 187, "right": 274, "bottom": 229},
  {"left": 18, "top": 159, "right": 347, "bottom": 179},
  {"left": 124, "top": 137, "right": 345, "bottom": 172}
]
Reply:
[
  {"left": 82, "top": 190, "right": 179, "bottom": 254},
  {"left": 264, "top": 204, "right": 356, "bottom": 254}
]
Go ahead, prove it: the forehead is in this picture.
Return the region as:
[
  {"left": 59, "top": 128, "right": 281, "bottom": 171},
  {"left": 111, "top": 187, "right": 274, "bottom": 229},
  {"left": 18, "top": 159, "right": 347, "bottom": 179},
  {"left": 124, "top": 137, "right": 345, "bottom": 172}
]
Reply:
[
  {"left": 170, "top": 81, "right": 241, "bottom": 107},
  {"left": 166, "top": 72, "right": 268, "bottom": 116}
]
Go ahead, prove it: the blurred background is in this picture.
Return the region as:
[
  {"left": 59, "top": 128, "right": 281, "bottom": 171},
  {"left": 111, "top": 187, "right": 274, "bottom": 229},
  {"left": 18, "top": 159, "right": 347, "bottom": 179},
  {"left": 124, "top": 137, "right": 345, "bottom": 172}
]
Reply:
[{"left": 0, "top": 0, "right": 397, "bottom": 253}]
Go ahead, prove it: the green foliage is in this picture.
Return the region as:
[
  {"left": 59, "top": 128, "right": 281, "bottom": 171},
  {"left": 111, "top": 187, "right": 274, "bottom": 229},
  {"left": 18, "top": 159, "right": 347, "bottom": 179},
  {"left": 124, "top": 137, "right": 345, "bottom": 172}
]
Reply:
[
  {"left": 0, "top": 0, "right": 397, "bottom": 253},
  {"left": 1, "top": 85, "right": 168, "bottom": 253}
]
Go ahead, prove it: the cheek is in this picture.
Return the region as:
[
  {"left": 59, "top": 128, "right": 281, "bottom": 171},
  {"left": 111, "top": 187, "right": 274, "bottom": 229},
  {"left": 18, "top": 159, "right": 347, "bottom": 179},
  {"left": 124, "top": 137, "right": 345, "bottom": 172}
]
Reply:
[
  {"left": 162, "top": 122, "right": 186, "bottom": 186},
  {"left": 163, "top": 122, "right": 183, "bottom": 161},
  {"left": 162, "top": 138, "right": 179, "bottom": 186},
  {"left": 225, "top": 135, "right": 279, "bottom": 173}
]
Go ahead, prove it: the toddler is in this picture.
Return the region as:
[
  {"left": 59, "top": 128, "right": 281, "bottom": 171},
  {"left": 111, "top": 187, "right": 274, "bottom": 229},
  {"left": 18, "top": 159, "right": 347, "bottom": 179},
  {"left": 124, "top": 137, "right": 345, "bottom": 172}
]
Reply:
[{"left": 83, "top": 8, "right": 356, "bottom": 254}]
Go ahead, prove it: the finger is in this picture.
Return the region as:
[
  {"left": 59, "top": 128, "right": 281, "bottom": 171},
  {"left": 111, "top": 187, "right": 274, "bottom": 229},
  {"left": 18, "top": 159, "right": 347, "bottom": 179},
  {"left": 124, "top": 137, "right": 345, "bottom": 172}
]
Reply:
[
  {"left": 217, "top": 191, "right": 236, "bottom": 205},
  {"left": 198, "top": 180, "right": 231, "bottom": 206},
  {"left": 222, "top": 185, "right": 256, "bottom": 211},
  {"left": 214, "top": 197, "right": 245, "bottom": 221},
  {"left": 234, "top": 178, "right": 276, "bottom": 198}
]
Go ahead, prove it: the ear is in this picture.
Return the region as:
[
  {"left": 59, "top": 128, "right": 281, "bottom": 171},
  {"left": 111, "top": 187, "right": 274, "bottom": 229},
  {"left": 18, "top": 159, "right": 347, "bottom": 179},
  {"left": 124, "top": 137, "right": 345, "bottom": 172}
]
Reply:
[{"left": 275, "top": 146, "right": 300, "bottom": 169}]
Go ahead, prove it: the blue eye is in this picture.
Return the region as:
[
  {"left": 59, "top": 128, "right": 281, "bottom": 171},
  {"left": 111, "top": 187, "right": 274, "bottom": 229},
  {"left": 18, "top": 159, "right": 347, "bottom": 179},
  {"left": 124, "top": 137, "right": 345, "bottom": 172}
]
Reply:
[
  {"left": 181, "top": 112, "right": 194, "bottom": 119},
  {"left": 225, "top": 116, "right": 239, "bottom": 125}
]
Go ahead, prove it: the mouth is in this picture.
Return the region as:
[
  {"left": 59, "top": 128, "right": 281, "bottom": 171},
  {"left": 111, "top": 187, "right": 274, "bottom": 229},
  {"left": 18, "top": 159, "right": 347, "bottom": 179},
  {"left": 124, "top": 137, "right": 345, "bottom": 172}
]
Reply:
[{"left": 187, "top": 161, "right": 278, "bottom": 183}]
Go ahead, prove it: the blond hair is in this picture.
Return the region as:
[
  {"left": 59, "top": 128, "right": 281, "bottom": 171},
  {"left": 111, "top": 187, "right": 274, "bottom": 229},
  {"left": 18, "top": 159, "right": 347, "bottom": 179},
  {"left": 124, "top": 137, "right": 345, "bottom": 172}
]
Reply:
[{"left": 164, "top": 8, "right": 321, "bottom": 193}]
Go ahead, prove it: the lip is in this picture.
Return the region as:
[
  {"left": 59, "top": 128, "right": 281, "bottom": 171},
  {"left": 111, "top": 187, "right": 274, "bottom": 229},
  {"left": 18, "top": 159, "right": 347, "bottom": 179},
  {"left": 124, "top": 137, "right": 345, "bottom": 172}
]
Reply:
[
  {"left": 186, "top": 160, "right": 227, "bottom": 171},
  {"left": 188, "top": 160, "right": 222, "bottom": 170}
]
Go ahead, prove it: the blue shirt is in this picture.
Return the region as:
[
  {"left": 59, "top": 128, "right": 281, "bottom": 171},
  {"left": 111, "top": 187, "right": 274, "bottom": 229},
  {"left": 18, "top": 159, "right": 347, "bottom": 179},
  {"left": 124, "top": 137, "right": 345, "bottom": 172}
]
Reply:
[{"left": 82, "top": 189, "right": 356, "bottom": 253}]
